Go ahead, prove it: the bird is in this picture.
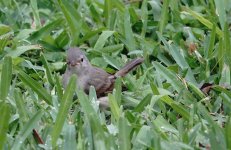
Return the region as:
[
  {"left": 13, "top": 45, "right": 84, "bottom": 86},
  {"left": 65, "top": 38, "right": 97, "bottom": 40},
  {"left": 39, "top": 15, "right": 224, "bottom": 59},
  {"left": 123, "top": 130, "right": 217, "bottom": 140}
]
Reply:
[{"left": 62, "top": 47, "right": 144, "bottom": 97}]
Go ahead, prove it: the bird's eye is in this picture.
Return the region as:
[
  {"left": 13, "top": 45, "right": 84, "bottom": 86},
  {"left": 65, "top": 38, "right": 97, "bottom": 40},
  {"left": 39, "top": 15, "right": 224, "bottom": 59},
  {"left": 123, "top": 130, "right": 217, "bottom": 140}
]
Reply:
[
  {"left": 67, "top": 61, "right": 70, "bottom": 64},
  {"left": 80, "top": 57, "right": 84, "bottom": 62}
]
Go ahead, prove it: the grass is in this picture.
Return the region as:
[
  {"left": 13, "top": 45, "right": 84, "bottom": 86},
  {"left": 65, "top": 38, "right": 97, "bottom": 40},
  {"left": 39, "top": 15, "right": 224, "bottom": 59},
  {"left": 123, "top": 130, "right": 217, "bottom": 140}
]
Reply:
[{"left": 0, "top": 0, "right": 231, "bottom": 149}]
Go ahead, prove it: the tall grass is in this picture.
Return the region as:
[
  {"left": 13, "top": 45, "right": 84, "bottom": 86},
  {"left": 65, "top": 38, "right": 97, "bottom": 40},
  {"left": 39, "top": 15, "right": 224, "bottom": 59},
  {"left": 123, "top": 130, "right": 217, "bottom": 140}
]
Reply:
[{"left": 0, "top": 0, "right": 231, "bottom": 149}]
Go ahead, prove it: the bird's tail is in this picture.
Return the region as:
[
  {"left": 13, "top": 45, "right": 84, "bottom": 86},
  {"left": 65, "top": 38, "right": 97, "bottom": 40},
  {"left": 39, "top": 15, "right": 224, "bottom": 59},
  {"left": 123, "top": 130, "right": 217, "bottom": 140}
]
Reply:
[{"left": 115, "top": 57, "right": 144, "bottom": 77}]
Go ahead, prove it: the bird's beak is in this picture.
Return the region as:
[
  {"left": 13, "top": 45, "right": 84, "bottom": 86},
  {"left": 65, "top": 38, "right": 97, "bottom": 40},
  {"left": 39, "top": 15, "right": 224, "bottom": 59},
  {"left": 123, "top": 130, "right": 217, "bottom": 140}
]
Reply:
[{"left": 70, "top": 60, "right": 81, "bottom": 66}]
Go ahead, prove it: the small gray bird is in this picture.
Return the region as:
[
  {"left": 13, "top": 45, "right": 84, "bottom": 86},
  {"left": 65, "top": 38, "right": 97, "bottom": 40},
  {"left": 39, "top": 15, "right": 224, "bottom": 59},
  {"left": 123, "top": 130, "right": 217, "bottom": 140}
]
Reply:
[{"left": 62, "top": 47, "right": 144, "bottom": 97}]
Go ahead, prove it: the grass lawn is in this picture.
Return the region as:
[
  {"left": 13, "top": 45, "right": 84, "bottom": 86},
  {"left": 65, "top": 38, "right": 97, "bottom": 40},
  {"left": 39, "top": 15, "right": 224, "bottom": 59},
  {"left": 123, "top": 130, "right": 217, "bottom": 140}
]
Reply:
[{"left": 0, "top": 0, "right": 231, "bottom": 149}]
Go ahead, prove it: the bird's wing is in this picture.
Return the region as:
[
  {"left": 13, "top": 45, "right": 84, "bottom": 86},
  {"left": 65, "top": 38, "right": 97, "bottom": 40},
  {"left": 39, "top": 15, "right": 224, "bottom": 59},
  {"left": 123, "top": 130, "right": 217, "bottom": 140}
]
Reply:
[{"left": 86, "top": 67, "right": 115, "bottom": 96}]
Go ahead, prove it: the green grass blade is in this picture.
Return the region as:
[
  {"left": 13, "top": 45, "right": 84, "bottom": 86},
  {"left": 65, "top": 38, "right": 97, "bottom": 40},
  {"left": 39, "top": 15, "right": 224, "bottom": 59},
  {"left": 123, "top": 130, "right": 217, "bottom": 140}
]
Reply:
[
  {"left": 6, "top": 45, "right": 41, "bottom": 58},
  {"left": 219, "top": 64, "right": 230, "bottom": 86},
  {"left": 18, "top": 71, "right": 52, "bottom": 105},
  {"left": 55, "top": 73, "right": 63, "bottom": 101},
  {"left": 207, "top": 24, "right": 216, "bottom": 59},
  {"left": 187, "top": 82, "right": 206, "bottom": 99},
  {"left": 101, "top": 44, "right": 124, "bottom": 53},
  {"left": 136, "top": 66, "right": 154, "bottom": 89},
  {"left": 30, "top": 0, "right": 41, "bottom": 28},
  {"left": 94, "top": 31, "right": 114, "bottom": 50},
  {"left": 118, "top": 117, "right": 131, "bottom": 150},
  {"left": 0, "top": 103, "right": 11, "bottom": 150},
  {"left": 158, "top": 0, "right": 169, "bottom": 34},
  {"left": 150, "top": 82, "right": 160, "bottom": 95},
  {"left": 141, "top": 0, "right": 148, "bottom": 37},
  {"left": 63, "top": 124, "right": 77, "bottom": 150},
  {"left": 153, "top": 61, "right": 185, "bottom": 93},
  {"left": 0, "top": 24, "right": 11, "bottom": 36},
  {"left": 89, "top": 86, "right": 97, "bottom": 103},
  {"left": 182, "top": 6, "right": 223, "bottom": 37},
  {"left": 103, "top": 54, "right": 121, "bottom": 69},
  {"left": 12, "top": 110, "right": 43, "bottom": 150},
  {"left": 14, "top": 89, "right": 29, "bottom": 122},
  {"left": 76, "top": 89, "right": 106, "bottom": 147},
  {"left": 157, "top": 33, "right": 189, "bottom": 69},
  {"left": 213, "top": 85, "right": 231, "bottom": 99},
  {"left": 159, "top": 95, "right": 190, "bottom": 120},
  {"left": 214, "top": 0, "right": 226, "bottom": 30},
  {"left": 218, "top": 38, "right": 224, "bottom": 73},
  {"left": 112, "top": 0, "right": 125, "bottom": 12},
  {"left": 224, "top": 23, "right": 231, "bottom": 68},
  {"left": 89, "top": 3, "right": 101, "bottom": 25},
  {"left": 160, "top": 95, "right": 175, "bottom": 106},
  {"left": 198, "top": 103, "right": 226, "bottom": 150},
  {"left": 77, "top": 89, "right": 105, "bottom": 134},
  {"left": 108, "top": 94, "right": 120, "bottom": 122},
  {"left": 0, "top": 56, "right": 12, "bottom": 101},
  {"left": 51, "top": 75, "right": 76, "bottom": 147},
  {"left": 28, "top": 18, "right": 64, "bottom": 41},
  {"left": 57, "top": 0, "right": 81, "bottom": 45},
  {"left": 41, "top": 54, "right": 54, "bottom": 86},
  {"left": 0, "top": 38, "right": 8, "bottom": 52},
  {"left": 124, "top": 8, "right": 136, "bottom": 51},
  {"left": 225, "top": 117, "right": 231, "bottom": 150},
  {"left": 153, "top": 115, "right": 178, "bottom": 136},
  {"left": 133, "top": 126, "right": 153, "bottom": 149},
  {"left": 61, "top": 0, "right": 90, "bottom": 32},
  {"left": 79, "top": 27, "right": 105, "bottom": 43},
  {"left": 115, "top": 77, "right": 122, "bottom": 105},
  {"left": 55, "top": 30, "right": 69, "bottom": 48},
  {"left": 103, "top": 0, "right": 112, "bottom": 27},
  {"left": 171, "top": 102, "right": 190, "bottom": 120},
  {"left": 133, "top": 94, "right": 152, "bottom": 113},
  {"left": 0, "top": 24, "right": 11, "bottom": 51}
]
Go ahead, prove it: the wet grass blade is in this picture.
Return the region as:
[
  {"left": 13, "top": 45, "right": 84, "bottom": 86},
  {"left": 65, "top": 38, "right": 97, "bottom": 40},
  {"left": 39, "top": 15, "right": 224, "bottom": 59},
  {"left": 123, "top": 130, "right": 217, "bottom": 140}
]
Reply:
[
  {"left": 76, "top": 89, "right": 106, "bottom": 147},
  {"left": 157, "top": 33, "right": 189, "bottom": 69},
  {"left": 41, "top": 54, "right": 54, "bottom": 86},
  {"left": 0, "top": 103, "right": 11, "bottom": 150},
  {"left": 103, "top": 0, "right": 112, "bottom": 27},
  {"left": 18, "top": 71, "right": 52, "bottom": 105},
  {"left": 30, "top": 0, "right": 41, "bottom": 28},
  {"left": 57, "top": 0, "right": 81, "bottom": 45},
  {"left": 0, "top": 56, "right": 12, "bottom": 101},
  {"left": 115, "top": 77, "right": 122, "bottom": 105},
  {"left": 224, "top": 23, "right": 231, "bottom": 67},
  {"left": 207, "top": 24, "right": 216, "bottom": 59},
  {"left": 28, "top": 18, "right": 64, "bottom": 41},
  {"left": 214, "top": 0, "right": 226, "bottom": 30},
  {"left": 225, "top": 117, "right": 231, "bottom": 150},
  {"left": 12, "top": 110, "right": 43, "bottom": 150},
  {"left": 108, "top": 94, "right": 120, "bottom": 122},
  {"left": 141, "top": 0, "right": 148, "bottom": 37},
  {"left": 159, "top": 0, "right": 169, "bottom": 34},
  {"left": 101, "top": 44, "right": 124, "bottom": 53},
  {"left": 153, "top": 61, "right": 185, "bottom": 93},
  {"left": 133, "top": 94, "right": 152, "bottom": 113},
  {"left": 118, "top": 117, "right": 131, "bottom": 150},
  {"left": 79, "top": 28, "right": 105, "bottom": 43},
  {"left": 6, "top": 45, "right": 41, "bottom": 58},
  {"left": 51, "top": 75, "right": 76, "bottom": 147},
  {"left": 55, "top": 73, "right": 63, "bottom": 101},
  {"left": 171, "top": 102, "right": 190, "bottom": 120},
  {"left": 14, "top": 89, "right": 29, "bottom": 123},
  {"left": 182, "top": 7, "right": 223, "bottom": 37},
  {"left": 94, "top": 31, "right": 114, "bottom": 50},
  {"left": 124, "top": 8, "right": 136, "bottom": 51},
  {"left": 187, "top": 82, "right": 206, "bottom": 99},
  {"left": 198, "top": 103, "right": 226, "bottom": 150},
  {"left": 63, "top": 124, "right": 77, "bottom": 150}
]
